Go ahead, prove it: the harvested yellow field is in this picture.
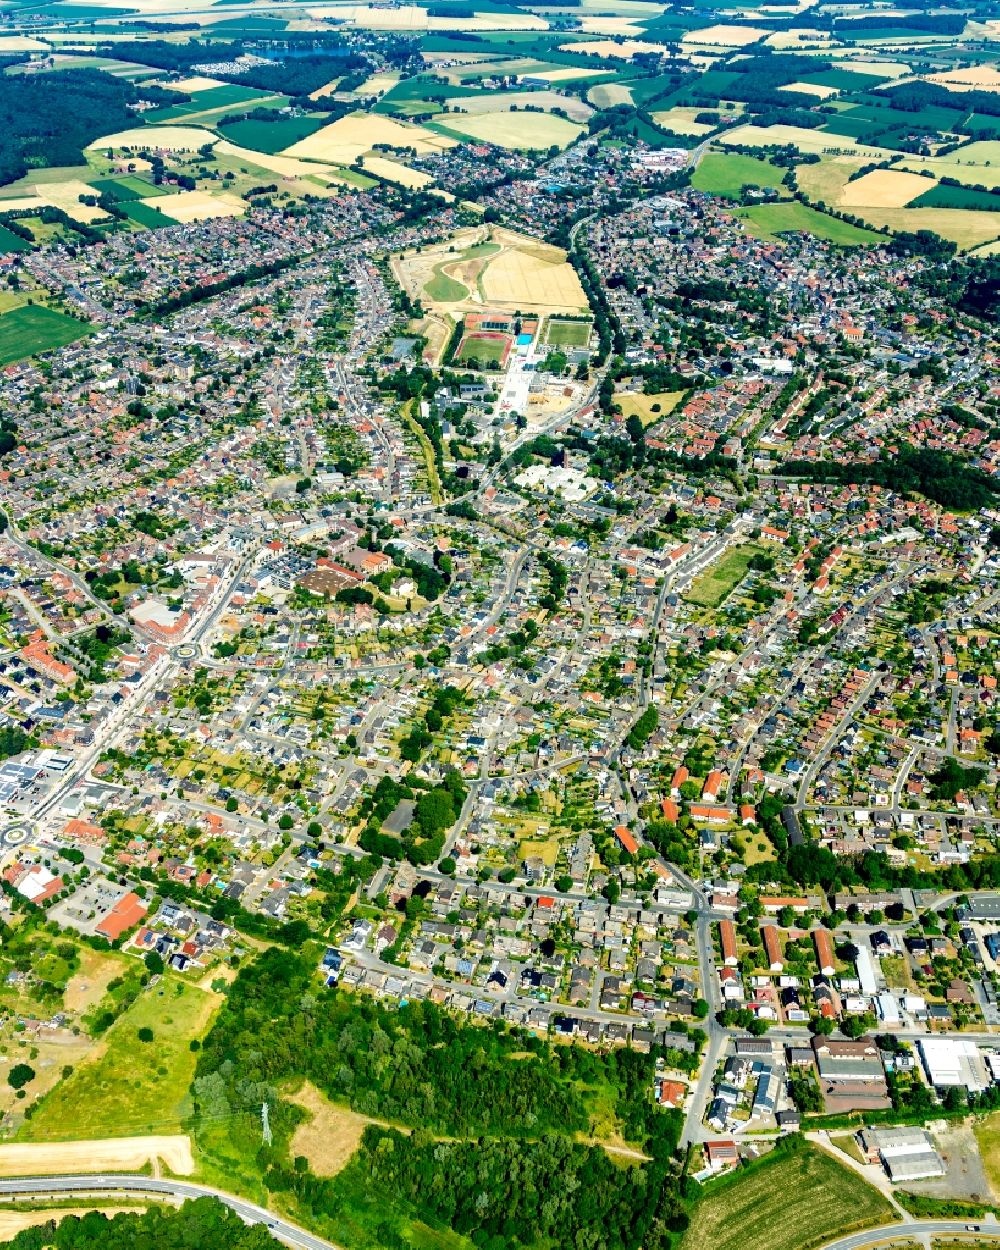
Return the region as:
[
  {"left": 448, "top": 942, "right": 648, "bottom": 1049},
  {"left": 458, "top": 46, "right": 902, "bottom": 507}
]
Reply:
[
  {"left": 159, "top": 75, "right": 226, "bottom": 93},
  {"left": 525, "top": 65, "right": 611, "bottom": 82},
  {"left": 652, "top": 106, "right": 716, "bottom": 135},
  {"left": 396, "top": 225, "right": 588, "bottom": 319},
  {"left": 284, "top": 112, "right": 454, "bottom": 164},
  {"left": 353, "top": 70, "right": 400, "bottom": 96},
  {"left": 88, "top": 126, "right": 216, "bottom": 152},
  {"left": 290, "top": 1082, "right": 390, "bottom": 1176},
  {"left": 852, "top": 207, "right": 1000, "bottom": 252},
  {"left": 435, "top": 109, "right": 582, "bottom": 149},
  {"left": 0, "top": 36, "right": 49, "bottom": 50},
  {"left": 766, "top": 28, "right": 832, "bottom": 47},
  {"left": 214, "top": 137, "right": 342, "bottom": 182},
  {"left": 0, "top": 1208, "right": 148, "bottom": 1238},
  {"left": 683, "top": 23, "right": 768, "bottom": 45},
  {"left": 781, "top": 80, "right": 837, "bottom": 99},
  {"left": 308, "top": 3, "right": 427, "bottom": 26},
  {"left": 589, "top": 82, "right": 634, "bottom": 108},
  {"left": 481, "top": 242, "right": 587, "bottom": 312},
  {"left": 430, "top": 12, "right": 547, "bottom": 28},
  {"left": 0, "top": 180, "right": 110, "bottom": 225},
  {"left": 159, "top": 190, "right": 245, "bottom": 222},
  {"left": 795, "top": 154, "right": 865, "bottom": 203},
  {"left": 839, "top": 168, "right": 931, "bottom": 208},
  {"left": 448, "top": 88, "right": 592, "bottom": 122},
  {"left": 362, "top": 156, "right": 433, "bottom": 188},
  {"left": 925, "top": 65, "right": 1000, "bottom": 92},
  {"left": 308, "top": 77, "right": 342, "bottom": 100},
  {"left": 560, "top": 38, "right": 666, "bottom": 59},
  {"left": 831, "top": 57, "right": 909, "bottom": 77},
  {"left": 719, "top": 123, "right": 894, "bottom": 159},
  {"left": 578, "top": 16, "right": 644, "bottom": 34},
  {"left": 0, "top": 1136, "right": 194, "bottom": 1177}
]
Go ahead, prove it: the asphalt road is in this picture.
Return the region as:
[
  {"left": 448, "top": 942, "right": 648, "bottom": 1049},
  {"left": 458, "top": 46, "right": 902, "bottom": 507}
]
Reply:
[
  {"left": 816, "top": 1219, "right": 1000, "bottom": 1250},
  {"left": 0, "top": 1175, "right": 339, "bottom": 1250}
]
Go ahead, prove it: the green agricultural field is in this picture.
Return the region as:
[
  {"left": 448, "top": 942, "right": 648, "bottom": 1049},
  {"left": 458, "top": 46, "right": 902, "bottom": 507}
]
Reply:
[
  {"left": 692, "top": 151, "right": 787, "bottom": 198},
  {"left": 545, "top": 318, "right": 592, "bottom": 348},
  {"left": 682, "top": 1143, "right": 895, "bottom": 1250},
  {"left": 685, "top": 542, "right": 765, "bottom": 608},
  {"left": 0, "top": 305, "right": 90, "bottom": 366},
  {"left": 125, "top": 199, "right": 179, "bottom": 229},
  {"left": 88, "top": 175, "right": 162, "bottom": 202},
  {"left": 148, "top": 83, "right": 274, "bottom": 123},
  {"left": 218, "top": 114, "right": 327, "bottom": 154},
  {"left": 735, "top": 200, "right": 880, "bottom": 245},
  {"left": 21, "top": 977, "right": 220, "bottom": 1142},
  {"left": 911, "top": 183, "right": 1000, "bottom": 212},
  {"left": 0, "top": 224, "right": 31, "bottom": 253}
]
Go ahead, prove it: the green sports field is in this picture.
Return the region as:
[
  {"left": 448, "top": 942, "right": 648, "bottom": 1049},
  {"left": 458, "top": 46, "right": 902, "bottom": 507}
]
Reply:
[
  {"left": 683, "top": 1143, "right": 894, "bottom": 1250},
  {"left": 457, "top": 333, "right": 508, "bottom": 365},
  {"left": 0, "top": 305, "right": 91, "bottom": 366},
  {"left": 545, "top": 318, "right": 592, "bottom": 348}
]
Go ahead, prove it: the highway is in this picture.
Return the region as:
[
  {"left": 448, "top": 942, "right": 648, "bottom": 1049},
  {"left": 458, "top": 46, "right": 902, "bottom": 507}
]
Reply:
[
  {"left": 815, "top": 1219, "right": 1000, "bottom": 1250},
  {"left": 0, "top": 1175, "right": 340, "bottom": 1250}
]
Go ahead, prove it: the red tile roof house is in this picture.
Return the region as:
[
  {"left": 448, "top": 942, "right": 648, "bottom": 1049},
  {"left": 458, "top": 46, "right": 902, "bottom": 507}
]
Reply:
[
  {"left": 720, "top": 919, "right": 738, "bottom": 967},
  {"left": 763, "top": 925, "right": 784, "bottom": 973},
  {"left": 96, "top": 891, "right": 148, "bottom": 942}
]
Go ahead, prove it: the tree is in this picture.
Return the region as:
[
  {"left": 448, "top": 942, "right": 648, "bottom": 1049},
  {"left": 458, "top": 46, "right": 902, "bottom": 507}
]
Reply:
[
  {"left": 555, "top": 874, "right": 573, "bottom": 893},
  {"left": 8, "top": 1063, "right": 34, "bottom": 1089},
  {"left": 144, "top": 950, "right": 164, "bottom": 975},
  {"left": 692, "top": 999, "right": 709, "bottom": 1019},
  {"left": 439, "top": 856, "right": 456, "bottom": 876},
  {"left": 278, "top": 813, "right": 294, "bottom": 831},
  {"left": 137, "top": 1027, "right": 154, "bottom": 1043}
]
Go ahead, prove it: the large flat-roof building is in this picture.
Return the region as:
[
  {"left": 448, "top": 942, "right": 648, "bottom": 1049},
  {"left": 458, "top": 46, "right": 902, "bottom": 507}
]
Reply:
[
  {"left": 859, "top": 1126, "right": 945, "bottom": 1183},
  {"left": 917, "top": 1037, "right": 990, "bottom": 1093}
]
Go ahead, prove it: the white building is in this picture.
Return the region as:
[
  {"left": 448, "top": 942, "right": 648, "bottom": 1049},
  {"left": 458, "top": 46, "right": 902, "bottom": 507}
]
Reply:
[{"left": 917, "top": 1037, "right": 990, "bottom": 1093}]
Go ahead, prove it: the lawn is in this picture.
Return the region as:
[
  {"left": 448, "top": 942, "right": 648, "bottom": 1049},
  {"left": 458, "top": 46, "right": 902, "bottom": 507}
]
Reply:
[
  {"left": 0, "top": 305, "right": 90, "bottom": 366},
  {"left": 425, "top": 262, "right": 469, "bottom": 303},
  {"left": 684, "top": 543, "right": 764, "bottom": 608},
  {"left": 218, "top": 114, "right": 327, "bottom": 155},
  {"left": 545, "top": 318, "right": 592, "bottom": 348},
  {"left": 692, "top": 151, "right": 786, "bottom": 198},
  {"left": 617, "top": 390, "right": 684, "bottom": 427},
  {"left": 734, "top": 201, "right": 880, "bottom": 246},
  {"left": 682, "top": 1143, "right": 895, "bottom": 1250},
  {"left": 21, "top": 977, "right": 220, "bottom": 1142}
]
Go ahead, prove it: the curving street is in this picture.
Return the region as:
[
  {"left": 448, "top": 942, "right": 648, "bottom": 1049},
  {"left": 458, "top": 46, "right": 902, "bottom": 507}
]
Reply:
[{"left": 0, "top": 1175, "right": 340, "bottom": 1250}]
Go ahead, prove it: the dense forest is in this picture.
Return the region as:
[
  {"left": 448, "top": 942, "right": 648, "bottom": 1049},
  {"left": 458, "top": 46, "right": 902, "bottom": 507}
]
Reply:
[
  {"left": 267, "top": 1126, "right": 689, "bottom": 1250},
  {"left": 2, "top": 1199, "right": 279, "bottom": 1250},
  {"left": 0, "top": 68, "right": 180, "bottom": 185},
  {"left": 192, "top": 949, "right": 690, "bottom": 1248},
  {"left": 100, "top": 38, "right": 368, "bottom": 99}
]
